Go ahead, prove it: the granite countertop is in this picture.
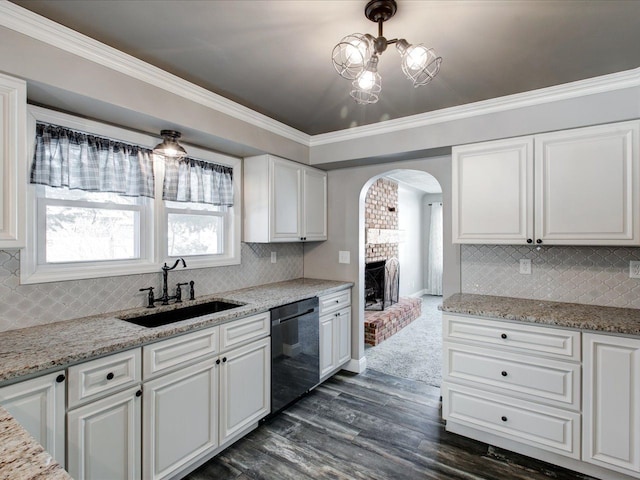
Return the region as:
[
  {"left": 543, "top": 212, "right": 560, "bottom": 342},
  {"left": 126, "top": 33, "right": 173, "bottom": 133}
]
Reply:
[
  {"left": 0, "top": 278, "right": 352, "bottom": 479},
  {"left": 442, "top": 293, "right": 640, "bottom": 335},
  {"left": 0, "top": 406, "right": 71, "bottom": 480},
  {"left": 0, "top": 278, "right": 352, "bottom": 384}
]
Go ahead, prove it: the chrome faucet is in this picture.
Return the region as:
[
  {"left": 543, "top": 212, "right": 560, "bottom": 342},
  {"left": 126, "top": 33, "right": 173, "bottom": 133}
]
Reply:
[{"left": 159, "top": 258, "right": 187, "bottom": 305}]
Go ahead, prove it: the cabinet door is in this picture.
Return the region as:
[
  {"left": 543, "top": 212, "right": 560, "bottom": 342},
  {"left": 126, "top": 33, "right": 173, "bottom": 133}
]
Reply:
[
  {"left": 319, "top": 315, "right": 335, "bottom": 378},
  {"left": 67, "top": 385, "right": 141, "bottom": 480},
  {"left": 271, "top": 158, "right": 302, "bottom": 241},
  {"left": 583, "top": 333, "right": 640, "bottom": 475},
  {"left": 452, "top": 136, "right": 534, "bottom": 244},
  {"left": 0, "top": 73, "right": 26, "bottom": 247},
  {"left": 535, "top": 121, "right": 640, "bottom": 245},
  {"left": 302, "top": 168, "right": 327, "bottom": 241},
  {"left": 219, "top": 337, "right": 270, "bottom": 445},
  {"left": 143, "top": 360, "right": 218, "bottom": 480},
  {"left": 336, "top": 307, "right": 351, "bottom": 367},
  {"left": 0, "top": 370, "right": 65, "bottom": 466}
]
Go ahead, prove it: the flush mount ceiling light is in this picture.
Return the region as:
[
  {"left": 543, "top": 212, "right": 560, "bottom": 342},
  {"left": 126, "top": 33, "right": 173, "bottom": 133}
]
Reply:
[
  {"left": 332, "top": 0, "right": 442, "bottom": 104},
  {"left": 153, "top": 130, "right": 187, "bottom": 158}
]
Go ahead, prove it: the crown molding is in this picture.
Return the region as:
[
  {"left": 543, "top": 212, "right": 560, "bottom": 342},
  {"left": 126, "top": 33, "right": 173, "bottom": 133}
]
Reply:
[
  {"left": 2, "top": 1, "right": 639, "bottom": 152},
  {"left": 0, "top": 1, "right": 311, "bottom": 146},
  {"left": 310, "top": 67, "right": 640, "bottom": 147}
]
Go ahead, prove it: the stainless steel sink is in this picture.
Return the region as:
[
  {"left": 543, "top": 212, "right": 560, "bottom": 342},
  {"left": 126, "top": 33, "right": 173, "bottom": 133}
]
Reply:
[{"left": 119, "top": 300, "right": 244, "bottom": 328}]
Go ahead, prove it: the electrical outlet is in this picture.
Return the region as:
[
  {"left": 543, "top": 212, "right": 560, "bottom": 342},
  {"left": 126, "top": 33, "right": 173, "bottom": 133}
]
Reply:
[
  {"left": 630, "top": 261, "right": 640, "bottom": 278},
  {"left": 519, "top": 259, "right": 532, "bottom": 275},
  {"left": 338, "top": 251, "right": 350, "bottom": 264},
  {"left": 271, "top": 252, "right": 277, "bottom": 263}
]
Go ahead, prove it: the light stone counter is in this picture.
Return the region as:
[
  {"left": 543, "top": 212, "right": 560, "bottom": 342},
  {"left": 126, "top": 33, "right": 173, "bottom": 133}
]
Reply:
[
  {"left": 0, "top": 278, "right": 351, "bottom": 480},
  {"left": 0, "top": 406, "right": 71, "bottom": 480},
  {"left": 441, "top": 293, "right": 640, "bottom": 335}
]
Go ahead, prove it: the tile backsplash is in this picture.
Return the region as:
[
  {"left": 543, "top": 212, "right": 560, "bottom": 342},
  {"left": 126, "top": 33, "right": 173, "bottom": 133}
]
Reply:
[
  {"left": 461, "top": 244, "right": 640, "bottom": 309},
  {"left": 0, "top": 243, "right": 303, "bottom": 332}
]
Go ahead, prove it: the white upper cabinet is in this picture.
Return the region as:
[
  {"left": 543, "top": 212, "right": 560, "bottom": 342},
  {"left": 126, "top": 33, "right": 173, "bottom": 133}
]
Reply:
[
  {"left": 453, "top": 120, "right": 640, "bottom": 245},
  {"left": 244, "top": 154, "right": 327, "bottom": 242},
  {"left": 453, "top": 136, "right": 534, "bottom": 244},
  {"left": 0, "top": 73, "right": 26, "bottom": 248},
  {"left": 535, "top": 122, "right": 639, "bottom": 245}
]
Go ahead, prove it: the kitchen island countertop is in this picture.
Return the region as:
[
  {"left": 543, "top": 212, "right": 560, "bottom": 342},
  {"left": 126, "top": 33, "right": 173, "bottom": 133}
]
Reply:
[{"left": 441, "top": 293, "right": 640, "bottom": 335}]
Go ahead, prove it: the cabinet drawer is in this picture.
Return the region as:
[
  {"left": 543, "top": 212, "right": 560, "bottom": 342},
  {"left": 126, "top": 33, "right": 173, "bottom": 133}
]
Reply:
[
  {"left": 319, "top": 289, "right": 351, "bottom": 315},
  {"left": 220, "top": 312, "right": 270, "bottom": 352},
  {"left": 443, "top": 314, "right": 580, "bottom": 361},
  {"left": 143, "top": 326, "right": 219, "bottom": 380},
  {"left": 68, "top": 348, "right": 141, "bottom": 408},
  {"left": 442, "top": 383, "right": 580, "bottom": 459},
  {"left": 444, "top": 343, "right": 580, "bottom": 410}
]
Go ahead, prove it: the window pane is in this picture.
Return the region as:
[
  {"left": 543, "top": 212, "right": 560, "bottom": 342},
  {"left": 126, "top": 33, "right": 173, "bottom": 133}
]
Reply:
[
  {"left": 45, "top": 205, "right": 138, "bottom": 262},
  {"left": 168, "top": 213, "right": 222, "bottom": 256},
  {"left": 165, "top": 200, "right": 225, "bottom": 212},
  {"left": 43, "top": 186, "right": 138, "bottom": 205}
]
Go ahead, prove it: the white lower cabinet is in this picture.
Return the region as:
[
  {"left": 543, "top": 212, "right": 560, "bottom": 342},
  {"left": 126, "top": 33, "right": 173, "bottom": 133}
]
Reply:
[
  {"left": 141, "top": 314, "right": 271, "bottom": 480},
  {"left": 319, "top": 289, "right": 352, "bottom": 382},
  {"left": 442, "top": 314, "right": 581, "bottom": 460},
  {"left": 143, "top": 359, "right": 219, "bottom": 480},
  {"left": 67, "top": 385, "right": 142, "bottom": 480},
  {"left": 583, "top": 333, "right": 640, "bottom": 477},
  {"left": 219, "top": 336, "right": 270, "bottom": 445},
  {"left": 0, "top": 370, "right": 66, "bottom": 467}
]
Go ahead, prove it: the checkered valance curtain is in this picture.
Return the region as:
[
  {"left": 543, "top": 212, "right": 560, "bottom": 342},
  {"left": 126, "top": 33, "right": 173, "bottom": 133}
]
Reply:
[
  {"left": 30, "top": 122, "right": 155, "bottom": 198},
  {"left": 163, "top": 157, "right": 234, "bottom": 206}
]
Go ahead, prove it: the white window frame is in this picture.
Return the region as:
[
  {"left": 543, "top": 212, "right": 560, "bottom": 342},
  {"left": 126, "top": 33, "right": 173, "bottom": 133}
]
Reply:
[{"left": 21, "top": 106, "right": 241, "bottom": 284}]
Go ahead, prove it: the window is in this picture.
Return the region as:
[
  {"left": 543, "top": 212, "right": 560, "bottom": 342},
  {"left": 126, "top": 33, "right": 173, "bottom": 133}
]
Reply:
[{"left": 21, "top": 106, "right": 241, "bottom": 284}]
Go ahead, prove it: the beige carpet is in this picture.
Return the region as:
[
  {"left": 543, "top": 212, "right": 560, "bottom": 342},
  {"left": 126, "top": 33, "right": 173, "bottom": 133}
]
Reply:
[{"left": 365, "top": 295, "right": 443, "bottom": 388}]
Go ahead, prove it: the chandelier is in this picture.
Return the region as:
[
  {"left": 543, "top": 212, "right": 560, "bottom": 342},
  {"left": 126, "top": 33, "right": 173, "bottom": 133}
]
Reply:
[{"left": 332, "top": 0, "right": 442, "bottom": 104}]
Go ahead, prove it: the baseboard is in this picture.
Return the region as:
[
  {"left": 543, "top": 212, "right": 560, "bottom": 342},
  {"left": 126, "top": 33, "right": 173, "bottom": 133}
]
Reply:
[
  {"left": 343, "top": 356, "right": 367, "bottom": 374},
  {"left": 408, "top": 289, "right": 427, "bottom": 298}
]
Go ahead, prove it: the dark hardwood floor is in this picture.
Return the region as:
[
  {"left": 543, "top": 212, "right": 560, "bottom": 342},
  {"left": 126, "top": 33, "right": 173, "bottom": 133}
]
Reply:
[{"left": 184, "top": 370, "right": 596, "bottom": 480}]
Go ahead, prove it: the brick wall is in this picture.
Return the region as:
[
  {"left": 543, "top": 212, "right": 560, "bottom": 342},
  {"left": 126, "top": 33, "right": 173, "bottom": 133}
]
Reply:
[{"left": 365, "top": 178, "right": 398, "bottom": 263}]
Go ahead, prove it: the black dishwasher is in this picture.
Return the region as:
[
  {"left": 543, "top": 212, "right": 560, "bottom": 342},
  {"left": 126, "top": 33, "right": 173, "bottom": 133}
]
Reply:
[{"left": 270, "top": 296, "right": 319, "bottom": 414}]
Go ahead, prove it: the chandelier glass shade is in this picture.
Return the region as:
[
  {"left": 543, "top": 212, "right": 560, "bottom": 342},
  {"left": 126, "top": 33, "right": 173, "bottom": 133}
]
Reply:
[
  {"left": 332, "top": 0, "right": 442, "bottom": 104},
  {"left": 153, "top": 130, "right": 188, "bottom": 158}
]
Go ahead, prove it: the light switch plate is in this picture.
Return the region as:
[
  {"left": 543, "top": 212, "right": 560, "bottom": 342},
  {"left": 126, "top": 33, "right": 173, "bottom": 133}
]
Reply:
[
  {"left": 630, "top": 261, "right": 640, "bottom": 278},
  {"left": 338, "top": 251, "right": 350, "bottom": 264},
  {"left": 519, "top": 259, "right": 531, "bottom": 275}
]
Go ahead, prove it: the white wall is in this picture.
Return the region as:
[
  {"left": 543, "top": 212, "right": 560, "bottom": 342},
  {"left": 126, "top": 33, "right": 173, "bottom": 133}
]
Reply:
[
  {"left": 303, "top": 157, "right": 456, "bottom": 372},
  {"left": 397, "top": 185, "right": 425, "bottom": 297},
  {"left": 423, "top": 193, "right": 443, "bottom": 294}
]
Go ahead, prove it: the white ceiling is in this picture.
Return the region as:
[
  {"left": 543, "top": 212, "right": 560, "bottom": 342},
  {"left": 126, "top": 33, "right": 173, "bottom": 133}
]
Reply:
[
  {"left": 10, "top": 0, "right": 640, "bottom": 136},
  {"left": 386, "top": 170, "right": 442, "bottom": 193}
]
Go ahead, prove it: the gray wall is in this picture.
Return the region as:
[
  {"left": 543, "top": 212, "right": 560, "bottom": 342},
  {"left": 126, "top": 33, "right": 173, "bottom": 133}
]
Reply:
[
  {"left": 397, "top": 185, "right": 425, "bottom": 297},
  {"left": 303, "top": 156, "right": 457, "bottom": 370}
]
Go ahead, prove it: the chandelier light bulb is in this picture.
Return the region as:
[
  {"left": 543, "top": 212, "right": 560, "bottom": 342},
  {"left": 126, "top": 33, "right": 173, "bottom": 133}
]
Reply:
[{"left": 332, "top": 0, "right": 441, "bottom": 102}]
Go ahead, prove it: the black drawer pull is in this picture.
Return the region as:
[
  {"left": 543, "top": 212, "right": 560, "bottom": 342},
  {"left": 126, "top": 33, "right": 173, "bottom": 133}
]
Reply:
[
  {"left": 501, "top": 333, "right": 507, "bottom": 339},
  {"left": 56, "top": 374, "right": 66, "bottom": 383},
  {"left": 135, "top": 390, "right": 142, "bottom": 397},
  {"left": 106, "top": 372, "right": 115, "bottom": 381},
  {"left": 222, "top": 357, "right": 227, "bottom": 363},
  {"left": 501, "top": 371, "right": 508, "bottom": 377},
  {"left": 501, "top": 416, "right": 508, "bottom": 422},
  {"left": 216, "top": 359, "right": 221, "bottom": 365}
]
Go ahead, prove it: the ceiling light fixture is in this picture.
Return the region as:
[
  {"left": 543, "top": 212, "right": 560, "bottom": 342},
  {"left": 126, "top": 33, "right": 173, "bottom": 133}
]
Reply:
[
  {"left": 153, "top": 130, "right": 187, "bottom": 158},
  {"left": 332, "top": 0, "right": 442, "bottom": 104}
]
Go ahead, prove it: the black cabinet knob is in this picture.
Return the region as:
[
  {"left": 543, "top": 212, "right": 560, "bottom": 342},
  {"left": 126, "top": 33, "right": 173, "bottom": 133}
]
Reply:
[
  {"left": 501, "top": 333, "right": 507, "bottom": 339},
  {"left": 106, "top": 372, "right": 115, "bottom": 381},
  {"left": 501, "top": 371, "right": 508, "bottom": 377},
  {"left": 222, "top": 357, "right": 227, "bottom": 363},
  {"left": 501, "top": 416, "right": 508, "bottom": 422},
  {"left": 135, "top": 390, "right": 142, "bottom": 397},
  {"left": 526, "top": 238, "right": 532, "bottom": 244},
  {"left": 56, "top": 374, "right": 66, "bottom": 383},
  {"left": 536, "top": 239, "right": 542, "bottom": 244},
  {"left": 216, "top": 359, "right": 221, "bottom": 365}
]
